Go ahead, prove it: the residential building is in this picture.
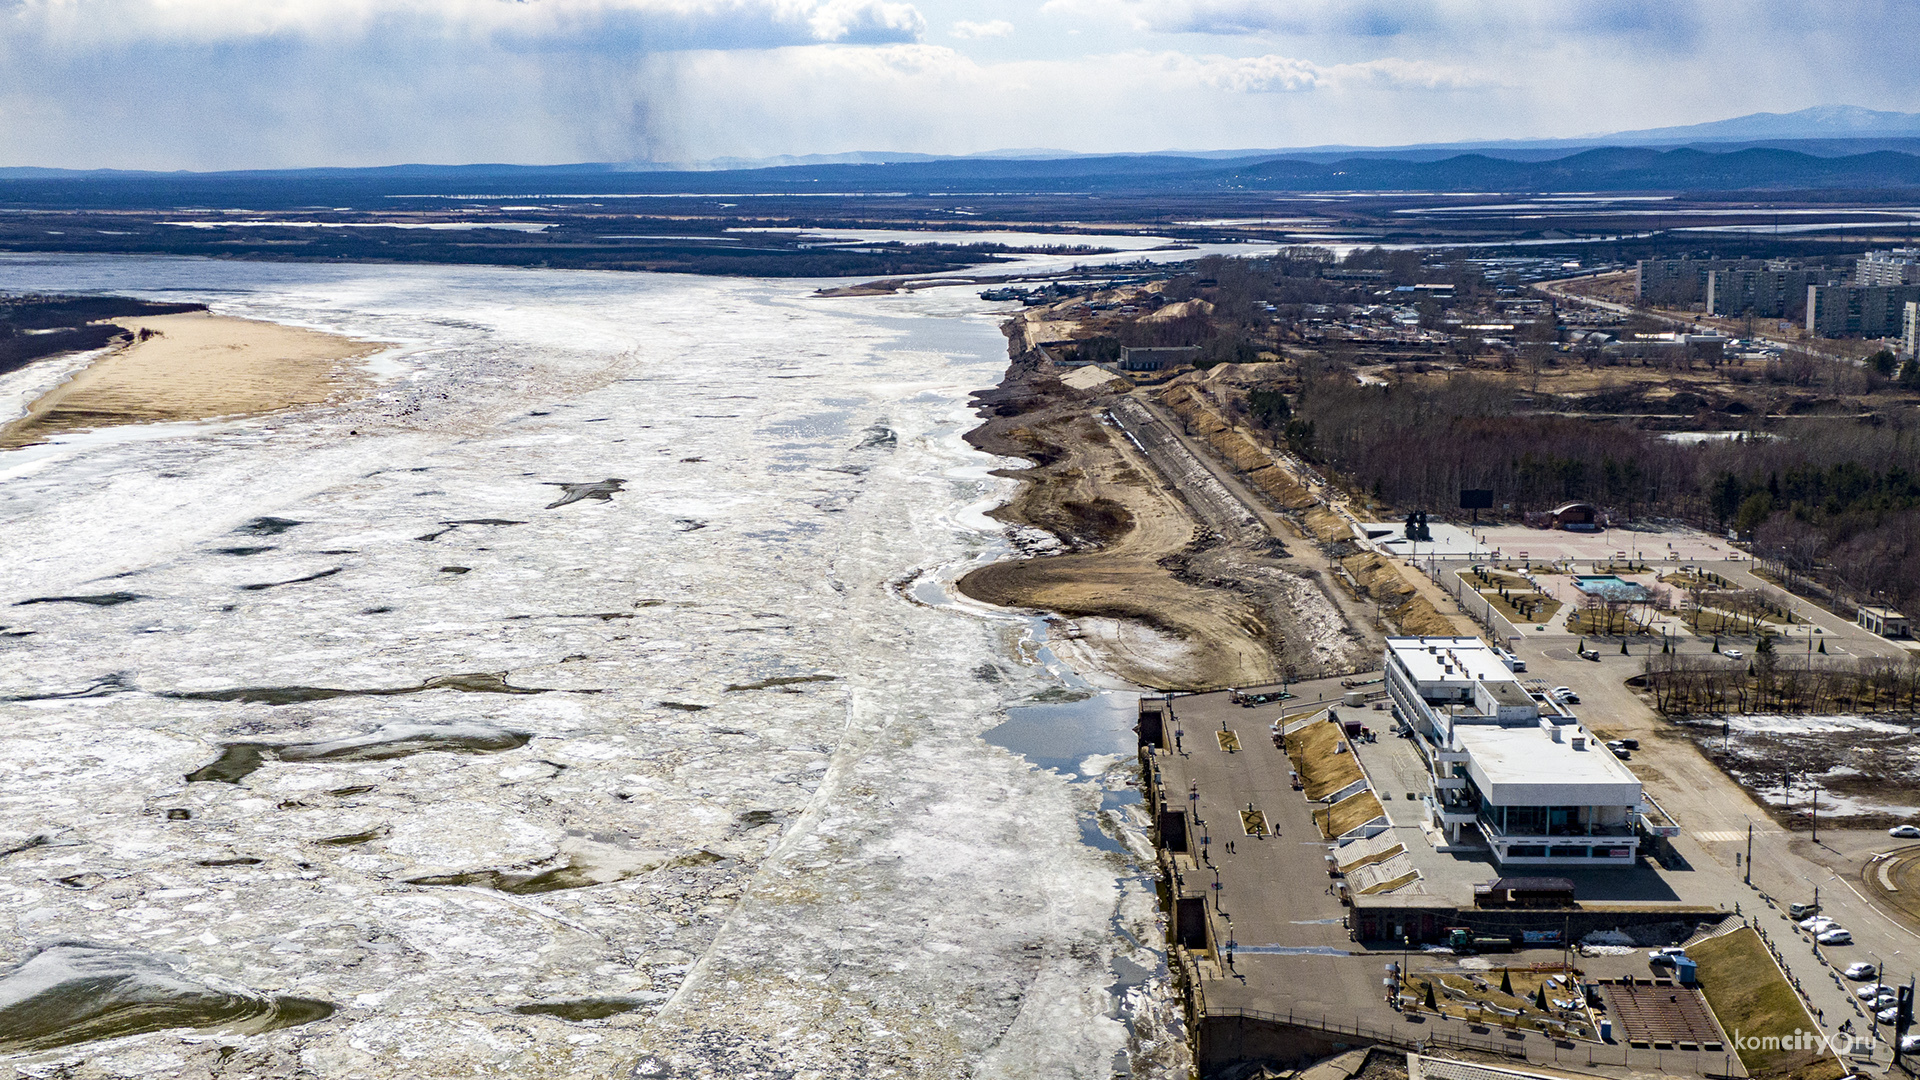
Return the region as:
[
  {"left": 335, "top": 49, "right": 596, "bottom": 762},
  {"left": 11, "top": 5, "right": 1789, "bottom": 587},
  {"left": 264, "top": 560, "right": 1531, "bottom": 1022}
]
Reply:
[
  {"left": 1855, "top": 249, "right": 1920, "bottom": 287},
  {"left": 1904, "top": 300, "right": 1918, "bottom": 358},
  {"left": 1705, "top": 265, "right": 1845, "bottom": 319},
  {"left": 1806, "top": 284, "right": 1920, "bottom": 338}
]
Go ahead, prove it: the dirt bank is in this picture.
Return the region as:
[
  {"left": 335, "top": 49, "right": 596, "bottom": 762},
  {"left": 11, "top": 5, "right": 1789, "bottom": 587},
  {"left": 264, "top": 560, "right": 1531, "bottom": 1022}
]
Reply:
[
  {"left": 1, "top": 312, "right": 383, "bottom": 448},
  {"left": 958, "top": 329, "right": 1374, "bottom": 690}
]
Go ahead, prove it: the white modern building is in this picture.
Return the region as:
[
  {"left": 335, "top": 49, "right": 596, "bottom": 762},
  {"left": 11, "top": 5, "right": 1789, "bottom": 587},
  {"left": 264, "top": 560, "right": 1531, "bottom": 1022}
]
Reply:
[{"left": 1384, "top": 636, "right": 1655, "bottom": 867}]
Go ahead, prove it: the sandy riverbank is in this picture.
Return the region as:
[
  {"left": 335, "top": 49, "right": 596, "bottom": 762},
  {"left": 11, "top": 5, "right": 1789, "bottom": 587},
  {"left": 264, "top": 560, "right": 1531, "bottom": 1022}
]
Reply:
[{"left": 0, "top": 311, "right": 383, "bottom": 448}]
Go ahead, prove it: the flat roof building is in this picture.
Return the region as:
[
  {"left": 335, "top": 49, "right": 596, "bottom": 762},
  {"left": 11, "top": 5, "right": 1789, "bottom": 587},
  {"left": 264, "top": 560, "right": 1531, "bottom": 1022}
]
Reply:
[
  {"left": 1117, "top": 346, "right": 1200, "bottom": 372},
  {"left": 1857, "top": 249, "right": 1920, "bottom": 287},
  {"left": 1858, "top": 606, "right": 1911, "bottom": 639},
  {"left": 1385, "top": 636, "right": 1651, "bottom": 868},
  {"left": 1807, "top": 283, "right": 1920, "bottom": 338}
]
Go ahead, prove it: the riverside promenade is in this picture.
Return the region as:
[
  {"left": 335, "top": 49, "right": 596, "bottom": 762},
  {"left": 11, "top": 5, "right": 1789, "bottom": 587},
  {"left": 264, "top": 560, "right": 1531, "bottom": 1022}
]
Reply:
[{"left": 1143, "top": 681, "right": 1754, "bottom": 1079}]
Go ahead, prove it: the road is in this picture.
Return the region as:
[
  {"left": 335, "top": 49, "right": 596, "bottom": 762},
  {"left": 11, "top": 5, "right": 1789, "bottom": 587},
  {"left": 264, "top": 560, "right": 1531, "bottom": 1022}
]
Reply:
[
  {"left": 1535, "top": 274, "right": 1860, "bottom": 364},
  {"left": 1506, "top": 589, "right": 1920, "bottom": 1071}
]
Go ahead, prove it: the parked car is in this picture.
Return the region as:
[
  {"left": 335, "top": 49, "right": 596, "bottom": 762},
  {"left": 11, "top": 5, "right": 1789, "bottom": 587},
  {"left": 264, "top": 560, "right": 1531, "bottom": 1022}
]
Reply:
[
  {"left": 1818, "top": 928, "right": 1854, "bottom": 946},
  {"left": 1552, "top": 687, "right": 1580, "bottom": 703},
  {"left": 1723, "top": 649, "right": 1745, "bottom": 660},
  {"left": 1901, "top": 1033, "right": 1920, "bottom": 1054},
  {"left": 1845, "top": 962, "right": 1879, "bottom": 980},
  {"left": 1788, "top": 902, "right": 1820, "bottom": 919},
  {"left": 1611, "top": 746, "right": 1631, "bottom": 760},
  {"left": 1800, "top": 915, "right": 1836, "bottom": 931},
  {"left": 1859, "top": 982, "right": 1892, "bottom": 1000},
  {"left": 1648, "top": 947, "right": 1688, "bottom": 965},
  {"left": 1618, "top": 738, "right": 1639, "bottom": 750},
  {"left": 1891, "top": 824, "right": 1920, "bottom": 839},
  {"left": 1880, "top": 1006, "right": 1901, "bottom": 1025}
]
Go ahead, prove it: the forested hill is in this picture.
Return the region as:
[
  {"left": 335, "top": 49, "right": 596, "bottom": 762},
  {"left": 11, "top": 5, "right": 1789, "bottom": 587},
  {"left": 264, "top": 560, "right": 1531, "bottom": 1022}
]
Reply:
[{"left": 5, "top": 145, "right": 1920, "bottom": 207}]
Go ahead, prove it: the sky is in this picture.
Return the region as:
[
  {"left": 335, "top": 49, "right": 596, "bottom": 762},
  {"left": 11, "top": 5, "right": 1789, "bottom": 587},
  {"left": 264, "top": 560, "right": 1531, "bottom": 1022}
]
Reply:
[{"left": 2, "top": 0, "right": 1918, "bottom": 170}]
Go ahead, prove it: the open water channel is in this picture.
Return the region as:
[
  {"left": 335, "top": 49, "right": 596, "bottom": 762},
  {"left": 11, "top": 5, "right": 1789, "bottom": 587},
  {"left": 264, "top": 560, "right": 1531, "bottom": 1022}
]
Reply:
[{"left": 0, "top": 255, "right": 1189, "bottom": 1078}]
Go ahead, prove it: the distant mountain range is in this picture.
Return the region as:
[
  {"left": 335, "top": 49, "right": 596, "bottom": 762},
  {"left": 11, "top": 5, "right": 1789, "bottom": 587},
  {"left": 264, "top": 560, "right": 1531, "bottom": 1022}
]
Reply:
[
  {"left": 652, "top": 106, "right": 1920, "bottom": 170},
  {"left": 6, "top": 107, "right": 1920, "bottom": 202},
  {"left": 1605, "top": 105, "right": 1920, "bottom": 144}
]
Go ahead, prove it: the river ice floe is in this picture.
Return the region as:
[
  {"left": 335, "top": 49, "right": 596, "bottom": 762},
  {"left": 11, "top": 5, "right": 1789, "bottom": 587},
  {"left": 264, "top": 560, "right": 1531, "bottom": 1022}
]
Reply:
[{"left": 0, "top": 257, "right": 1182, "bottom": 1078}]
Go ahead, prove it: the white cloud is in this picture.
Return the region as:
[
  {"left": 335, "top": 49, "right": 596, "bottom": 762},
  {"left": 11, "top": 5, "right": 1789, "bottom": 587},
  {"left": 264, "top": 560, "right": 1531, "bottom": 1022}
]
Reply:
[
  {"left": 806, "top": 0, "right": 926, "bottom": 42},
  {"left": 0, "top": 0, "right": 1913, "bottom": 169},
  {"left": 951, "top": 19, "right": 1013, "bottom": 39}
]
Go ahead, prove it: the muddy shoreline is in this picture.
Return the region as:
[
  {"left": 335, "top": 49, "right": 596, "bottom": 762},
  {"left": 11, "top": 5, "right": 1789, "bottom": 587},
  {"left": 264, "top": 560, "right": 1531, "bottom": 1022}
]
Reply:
[{"left": 956, "top": 322, "right": 1376, "bottom": 690}]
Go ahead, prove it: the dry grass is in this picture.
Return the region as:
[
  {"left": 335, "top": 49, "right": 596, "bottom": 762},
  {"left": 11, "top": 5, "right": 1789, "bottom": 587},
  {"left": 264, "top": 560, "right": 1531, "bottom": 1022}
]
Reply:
[
  {"left": 1345, "top": 552, "right": 1463, "bottom": 635},
  {"left": 1337, "top": 842, "right": 1404, "bottom": 872},
  {"left": 1481, "top": 590, "right": 1562, "bottom": 624},
  {"left": 1686, "top": 927, "right": 1821, "bottom": 1076},
  {"left": 1287, "top": 719, "right": 1363, "bottom": 800},
  {"left": 1567, "top": 610, "right": 1650, "bottom": 635},
  {"left": 1303, "top": 506, "right": 1351, "bottom": 545},
  {"left": 1361, "top": 870, "right": 1419, "bottom": 894},
  {"left": 1314, "top": 790, "right": 1384, "bottom": 838},
  {"left": 1405, "top": 968, "right": 1586, "bottom": 1036}
]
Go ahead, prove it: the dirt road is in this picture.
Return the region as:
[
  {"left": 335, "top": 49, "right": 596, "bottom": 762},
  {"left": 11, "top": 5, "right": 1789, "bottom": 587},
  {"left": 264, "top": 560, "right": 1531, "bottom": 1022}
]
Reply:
[{"left": 959, "top": 349, "right": 1373, "bottom": 690}]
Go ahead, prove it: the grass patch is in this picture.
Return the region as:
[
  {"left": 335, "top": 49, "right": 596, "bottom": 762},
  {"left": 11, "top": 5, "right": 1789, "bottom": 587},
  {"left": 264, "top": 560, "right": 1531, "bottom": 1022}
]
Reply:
[
  {"left": 1362, "top": 870, "right": 1420, "bottom": 894},
  {"left": 1479, "top": 589, "right": 1562, "bottom": 624},
  {"left": 1687, "top": 927, "right": 1822, "bottom": 1076},
  {"left": 1463, "top": 568, "right": 1533, "bottom": 591},
  {"left": 1302, "top": 506, "right": 1351, "bottom": 545},
  {"left": 1287, "top": 719, "right": 1363, "bottom": 800},
  {"left": 1337, "top": 842, "right": 1405, "bottom": 872},
  {"left": 1241, "top": 809, "right": 1269, "bottom": 836},
  {"left": 1313, "top": 790, "right": 1383, "bottom": 838},
  {"left": 1566, "top": 610, "right": 1651, "bottom": 636},
  {"left": 1402, "top": 969, "right": 1587, "bottom": 1036},
  {"left": 1216, "top": 729, "right": 1241, "bottom": 753}
]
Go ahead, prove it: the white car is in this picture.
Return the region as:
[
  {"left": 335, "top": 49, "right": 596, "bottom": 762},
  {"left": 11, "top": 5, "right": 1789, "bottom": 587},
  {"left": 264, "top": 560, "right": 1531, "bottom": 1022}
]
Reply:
[
  {"left": 1648, "top": 947, "right": 1688, "bottom": 964},
  {"left": 1722, "top": 648, "right": 1744, "bottom": 659},
  {"left": 1880, "top": 1006, "right": 1901, "bottom": 1025},
  {"left": 1891, "top": 825, "right": 1920, "bottom": 839},
  {"left": 1818, "top": 928, "right": 1853, "bottom": 946},
  {"left": 1845, "top": 962, "right": 1879, "bottom": 980},
  {"left": 1902, "top": 1033, "right": 1920, "bottom": 1054},
  {"left": 1800, "top": 916, "right": 1836, "bottom": 932},
  {"left": 1859, "top": 982, "right": 1893, "bottom": 1000}
]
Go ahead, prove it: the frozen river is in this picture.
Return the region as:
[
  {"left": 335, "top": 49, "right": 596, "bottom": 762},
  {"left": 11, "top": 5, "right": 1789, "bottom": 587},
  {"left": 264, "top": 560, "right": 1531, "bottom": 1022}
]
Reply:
[{"left": 0, "top": 257, "right": 1180, "bottom": 1078}]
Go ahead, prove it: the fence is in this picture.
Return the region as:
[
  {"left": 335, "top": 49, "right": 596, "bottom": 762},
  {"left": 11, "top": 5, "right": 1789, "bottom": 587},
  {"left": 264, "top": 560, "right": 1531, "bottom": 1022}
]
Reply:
[
  {"left": 1204, "top": 1007, "right": 1743, "bottom": 1078},
  {"left": 1438, "top": 568, "right": 1526, "bottom": 645}
]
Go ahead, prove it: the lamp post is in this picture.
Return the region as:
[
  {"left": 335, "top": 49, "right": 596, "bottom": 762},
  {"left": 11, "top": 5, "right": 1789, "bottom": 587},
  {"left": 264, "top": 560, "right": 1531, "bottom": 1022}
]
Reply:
[{"left": 1745, "top": 819, "right": 1753, "bottom": 887}]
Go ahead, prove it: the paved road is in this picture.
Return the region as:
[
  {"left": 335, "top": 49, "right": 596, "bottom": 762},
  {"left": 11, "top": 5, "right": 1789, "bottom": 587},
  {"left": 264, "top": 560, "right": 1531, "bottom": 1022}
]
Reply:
[{"left": 1507, "top": 605, "right": 1920, "bottom": 1072}]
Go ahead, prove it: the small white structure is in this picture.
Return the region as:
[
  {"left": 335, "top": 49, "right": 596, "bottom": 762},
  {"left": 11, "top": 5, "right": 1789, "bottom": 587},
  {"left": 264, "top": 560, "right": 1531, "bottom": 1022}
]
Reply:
[
  {"left": 1858, "top": 606, "right": 1911, "bottom": 639},
  {"left": 1384, "top": 636, "right": 1651, "bottom": 867}
]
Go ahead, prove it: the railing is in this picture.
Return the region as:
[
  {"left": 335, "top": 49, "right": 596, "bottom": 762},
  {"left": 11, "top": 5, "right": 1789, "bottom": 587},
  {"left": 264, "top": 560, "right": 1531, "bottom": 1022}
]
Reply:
[
  {"left": 1204, "top": 1007, "right": 1744, "bottom": 1077},
  {"left": 1157, "top": 666, "right": 1384, "bottom": 697}
]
